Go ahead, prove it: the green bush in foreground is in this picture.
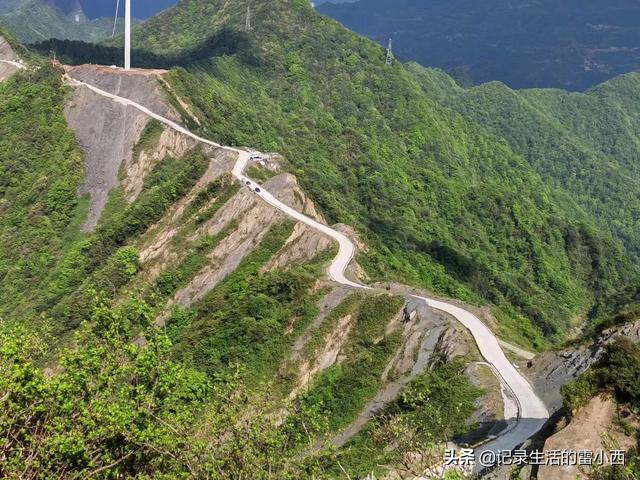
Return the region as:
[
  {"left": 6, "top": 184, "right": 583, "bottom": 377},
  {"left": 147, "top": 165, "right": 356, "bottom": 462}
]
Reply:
[{"left": 0, "top": 299, "right": 330, "bottom": 479}]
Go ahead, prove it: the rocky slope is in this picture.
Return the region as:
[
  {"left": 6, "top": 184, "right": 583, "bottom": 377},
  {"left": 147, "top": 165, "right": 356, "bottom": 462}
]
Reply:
[
  {"left": 64, "top": 65, "right": 176, "bottom": 230},
  {"left": 51, "top": 59, "right": 517, "bottom": 477},
  {"left": 0, "top": 33, "right": 19, "bottom": 79},
  {"left": 525, "top": 319, "right": 640, "bottom": 410}
]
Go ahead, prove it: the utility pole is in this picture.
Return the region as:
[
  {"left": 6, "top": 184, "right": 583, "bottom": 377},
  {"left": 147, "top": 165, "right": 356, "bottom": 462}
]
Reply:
[
  {"left": 124, "top": 0, "right": 131, "bottom": 70},
  {"left": 245, "top": 5, "right": 251, "bottom": 33},
  {"left": 385, "top": 38, "right": 393, "bottom": 66}
]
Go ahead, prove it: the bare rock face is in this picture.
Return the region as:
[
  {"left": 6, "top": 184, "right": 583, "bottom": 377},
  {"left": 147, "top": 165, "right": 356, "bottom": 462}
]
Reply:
[
  {"left": 0, "top": 35, "right": 20, "bottom": 81},
  {"left": 537, "top": 395, "right": 635, "bottom": 480},
  {"left": 432, "top": 325, "right": 469, "bottom": 362},
  {"left": 63, "top": 65, "right": 178, "bottom": 231},
  {"left": 525, "top": 319, "right": 640, "bottom": 411}
]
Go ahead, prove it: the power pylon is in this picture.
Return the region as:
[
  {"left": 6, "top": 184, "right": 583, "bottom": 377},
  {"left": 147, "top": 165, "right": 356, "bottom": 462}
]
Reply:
[{"left": 385, "top": 38, "right": 394, "bottom": 66}]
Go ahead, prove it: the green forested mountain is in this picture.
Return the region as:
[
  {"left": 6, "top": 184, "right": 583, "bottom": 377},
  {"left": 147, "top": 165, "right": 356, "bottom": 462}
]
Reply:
[
  {"left": 2, "top": 0, "right": 640, "bottom": 477},
  {"left": 408, "top": 65, "right": 640, "bottom": 263},
  {"left": 0, "top": 0, "right": 121, "bottom": 44},
  {"left": 118, "top": 0, "right": 637, "bottom": 346}
]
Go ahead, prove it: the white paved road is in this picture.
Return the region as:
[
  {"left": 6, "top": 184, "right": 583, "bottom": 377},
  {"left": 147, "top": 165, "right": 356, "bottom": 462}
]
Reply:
[
  {"left": 68, "top": 72, "right": 549, "bottom": 466},
  {"left": 0, "top": 59, "right": 24, "bottom": 69}
]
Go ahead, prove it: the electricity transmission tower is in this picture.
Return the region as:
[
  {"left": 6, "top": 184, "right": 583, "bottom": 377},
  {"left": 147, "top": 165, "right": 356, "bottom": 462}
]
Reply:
[
  {"left": 385, "top": 38, "right": 394, "bottom": 66},
  {"left": 245, "top": 5, "right": 252, "bottom": 32}
]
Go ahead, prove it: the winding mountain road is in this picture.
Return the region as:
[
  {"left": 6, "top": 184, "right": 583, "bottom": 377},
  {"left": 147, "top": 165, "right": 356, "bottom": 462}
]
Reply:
[
  {"left": 0, "top": 59, "right": 24, "bottom": 69},
  {"left": 67, "top": 72, "right": 549, "bottom": 468}
]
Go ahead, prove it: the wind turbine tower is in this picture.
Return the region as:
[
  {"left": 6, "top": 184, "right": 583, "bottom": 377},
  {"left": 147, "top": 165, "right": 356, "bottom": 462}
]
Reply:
[{"left": 124, "top": 0, "right": 131, "bottom": 70}]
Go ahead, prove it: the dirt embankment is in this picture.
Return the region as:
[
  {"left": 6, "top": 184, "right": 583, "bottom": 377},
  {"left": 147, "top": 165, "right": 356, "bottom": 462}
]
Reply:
[
  {"left": 0, "top": 35, "right": 20, "bottom": 81},
  {"left": 538, "top": 395, "right": 636, "bottom": 480},
  {"left": 64, "top": 65, "right": 177, "bottom": 231}
]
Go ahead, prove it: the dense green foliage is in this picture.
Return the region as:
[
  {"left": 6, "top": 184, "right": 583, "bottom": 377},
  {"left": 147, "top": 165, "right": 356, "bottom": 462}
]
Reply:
[
  {"left": 409, "top": 64, "right": 640, "bottom": 321},
  {"left": 318, "top": 360, "right": 483, "bottom": 478},
  {"left": 39, "top": 148, "right": 209, "bottom": 336},
  {"left": 0, "top": 63, "right": 84, "bottom": 322},
  {"left": 410, "top": 65, "right": 640, "bottom": 260},
  {"left": 3, "top": 0, "right": 640, "bottom": 475},
  {"left": 0, "top": 300, "right": 337, "bottom": 479},
  {"left": 563, "top": 337, "right": 640, "bottom": 410},
  {"left": 166, "top": 221, "right": 331, "bottom": 388},
  {"left": 298, "top": 294, "right": 404, "bottom": 431},
  {"left": 561, "top": 334, "right": 640, "bottom": 480}
]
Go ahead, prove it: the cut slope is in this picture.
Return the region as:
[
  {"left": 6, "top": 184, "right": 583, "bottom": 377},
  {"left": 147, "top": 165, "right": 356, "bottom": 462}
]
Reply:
[
  {"left": 67, "top": 68, "right": 549, "bottom": 466},
  {"left": 63, "top": 65, "right": 174, "bottom": 230},
  {"left": 0, "top": 32, "right": 20, "bottom": 79}
]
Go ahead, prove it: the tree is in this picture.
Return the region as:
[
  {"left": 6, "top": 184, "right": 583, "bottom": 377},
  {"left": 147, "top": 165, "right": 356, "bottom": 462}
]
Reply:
[{"left": 0, "top": 299, "right": 326, "bottom": 479}]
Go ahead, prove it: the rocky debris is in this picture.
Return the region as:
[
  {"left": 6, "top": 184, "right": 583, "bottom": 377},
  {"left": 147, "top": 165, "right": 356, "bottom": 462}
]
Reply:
[
  {"left": 537, "top": 395, "right": 635, "bottom": 480},
  {"left": 0, "top": 35, "right": 18, "bottom": 61},
  {"left": 138, "top": 149, "right": 235, "bottom": 271},
  {"left": 525, "top": 319, "right": 640, "bottom": 411},
  {"left": 0, "top": 35, "right": 19, "bottom": 81},
  {"left": 168, "top": 188, "right": 287, "bottom": 309},
  {"left": 465, "top": 363, "right": 506, "bottom": 440},
  {"left": 65, "top": 85, "right": 148, "bottom": 230},
  {"left": 264, "top": 173, "right": 326, "bottom": 219},
  {"left": 161, "top": 172, "right": 335, "bottom": 311},
  {"left": 432, "top": 325, "right": 469, "bottom": 362},
  {"left": 292, "top": 287, "right": 354, "bottom": 353},
  {"left": 332, "top": 303, "right": 458, "bottom": 448},
  {"left": 66, "top": 65, "right": 176, "bottom": 120}
]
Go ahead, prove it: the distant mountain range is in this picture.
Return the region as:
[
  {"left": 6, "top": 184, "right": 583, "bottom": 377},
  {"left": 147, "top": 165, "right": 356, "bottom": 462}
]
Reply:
[
  {"left": 0, "top": 0, "right": 117, "bottom": 43},
  {"left": 0, "top": 0, "right": 172, "bottom": 44},
  {"left": 318, "top": 0, "right": 640, "bottom": 90}
]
